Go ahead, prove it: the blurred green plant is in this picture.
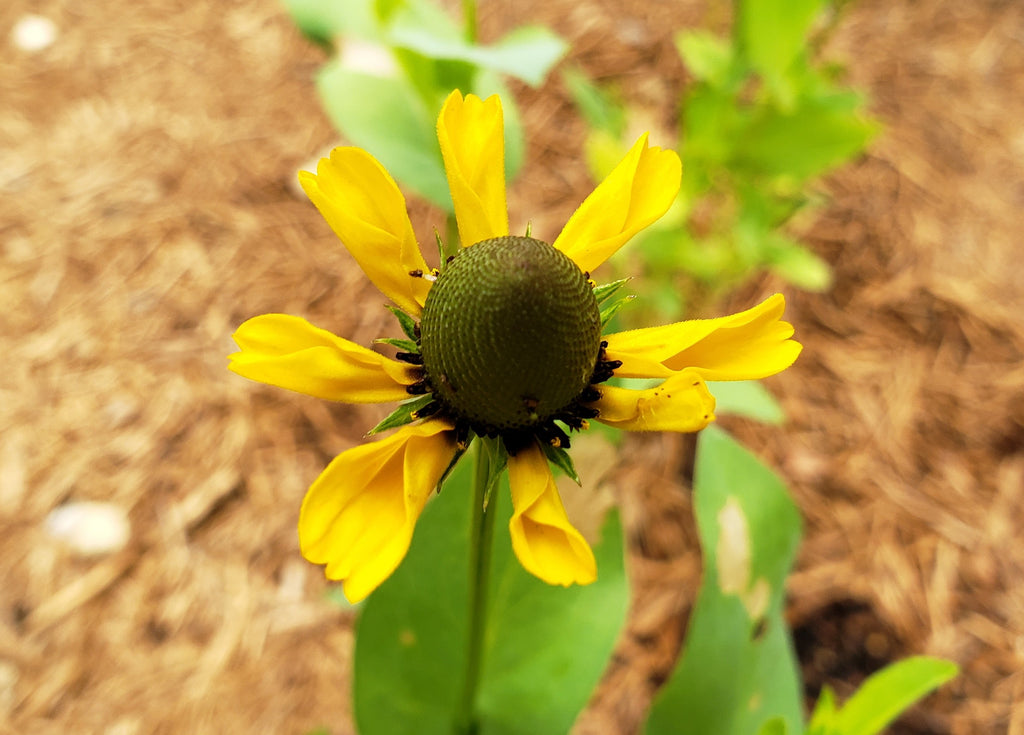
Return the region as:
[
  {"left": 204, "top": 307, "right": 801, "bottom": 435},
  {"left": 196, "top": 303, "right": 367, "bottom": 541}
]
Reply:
[
  {"left": 567, "top": 0, "right": 878, "bottom": 316},
  {"left": 284, "top": 0, "right": 566, "bottom": 211},
  {"left": 642, "top": 422, "right": 957, "bottom": 735}
]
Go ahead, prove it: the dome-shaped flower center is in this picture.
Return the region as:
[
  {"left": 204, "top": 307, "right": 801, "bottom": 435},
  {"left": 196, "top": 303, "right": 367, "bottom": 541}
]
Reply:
[{"left": 419, "top": 236, "right": 602, "bottom": 434}]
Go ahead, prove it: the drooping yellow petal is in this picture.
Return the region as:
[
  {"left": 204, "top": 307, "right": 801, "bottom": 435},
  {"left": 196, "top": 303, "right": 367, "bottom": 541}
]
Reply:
[
  {"left": 553, "top": 133, "right": 681, "bottom": 274},
  {"left": 594, "top": 370, "right": 716, "bottom": 433},
  {"left": 299, "top": 420, "right": 458, "bottom": 603},
  {"left": 229, "top": 313, "right": 416, "bottom": 403},
  {"left": 604, "top": 294, "right": 802, "bottom": 381},
  {"left": 507, "top": 443, "right": 596, "bottom": 587},
  {"left": 299, "top": 147, "right": 432, "bottom": 316},
  {"left": 437, "top": 90, "right": 509, "bottom": 247}
]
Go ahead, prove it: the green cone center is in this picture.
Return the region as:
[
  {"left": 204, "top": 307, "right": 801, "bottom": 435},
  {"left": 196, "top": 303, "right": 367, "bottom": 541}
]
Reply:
[{"left": 419, "top": 236, "right": 602, "bottom": 433}]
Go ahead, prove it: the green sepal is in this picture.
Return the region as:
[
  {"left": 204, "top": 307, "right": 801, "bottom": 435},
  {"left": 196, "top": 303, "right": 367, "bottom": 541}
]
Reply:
[
  {"left": 540, "top": 442, "right": 581, "bottom": 485},
  {"left": 592, "top": 277, "right": 632, "bottom": 305},
  {"left": 366, "top": 394, "right": 435, "bottom": 435},
  {"left": 374, "top": 337, "right": 419, "bottom": 352},
  {"left": 600, "top": 294, "right": 635, "bottom": 328},
  {"left": 387, "top": 305, "right": 419, "bottom": 341},
  {"left": 481, "top": 437, "right": 509, "bottom": 506}
]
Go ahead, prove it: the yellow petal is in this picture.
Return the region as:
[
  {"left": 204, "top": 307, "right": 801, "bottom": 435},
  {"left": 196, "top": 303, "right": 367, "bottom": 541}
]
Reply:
[
  {"left": 507, "top": 443, "right": 597, "bottom": 586},
  {"left": 229, "top": 313, "right": 416, "bottom": 403},
  {"left": 437, "top": 90, "right": 509, "bottom": 247},
  {"left": 553, "top": 133, "right": 681, "bottom": 274},
  {"left": 594, "top": 370, "right": 716, "bottom": 433},
  {"left": 604, "top": 294, "right": 803, "bottom": 381},
  {"left": 299, "top": 420, "right": 458, "bottom": 603},
  {"left": 299, "top": 147, "right": 432, "bottom": 316}
]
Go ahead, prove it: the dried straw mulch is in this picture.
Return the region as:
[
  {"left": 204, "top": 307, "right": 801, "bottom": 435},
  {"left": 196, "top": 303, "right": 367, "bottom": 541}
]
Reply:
[{"left": 2, "top": 0, "right": 1022, "bottom": 733}]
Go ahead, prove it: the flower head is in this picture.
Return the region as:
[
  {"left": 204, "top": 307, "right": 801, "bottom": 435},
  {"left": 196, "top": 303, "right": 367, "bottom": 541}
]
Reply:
[{"left": 230, "top": 91, "right": 801, "bottom": 602}]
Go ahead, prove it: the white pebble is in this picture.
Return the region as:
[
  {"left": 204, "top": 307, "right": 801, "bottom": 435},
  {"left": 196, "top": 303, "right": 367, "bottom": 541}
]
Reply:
[
  {"left": 45, "top": 501, "right": 131, "bottom": 556},
  {"left": 12, "top": 15, "right": 58, "bottom": 52}
]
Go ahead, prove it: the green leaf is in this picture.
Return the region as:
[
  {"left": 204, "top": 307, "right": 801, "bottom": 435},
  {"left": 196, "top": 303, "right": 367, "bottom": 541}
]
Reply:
[
  {"left": 809, "top": 657, "right": 959, "bottom": 735},
  {"left": 600, "top": 295, "right": 635, "bottom": 328},
  {"left": 374, "top": 336, "right": 419, "bottom": 352},
  {"left": 353, "top": 458, "right": 473, "bottom": 735},
  {"left": 756, "top": 717, "right": 790, "bottom": 735},
  {"left": 477, "top": 494, "right": 628, "bottom": 734},
  {"left": 737, "top": 0, "right": 825, "bottom": 107},
  {"left": 644, "top": 425, "right": 804, "bottom": 735},
  {"left": 481, "top": 436, "right": 509, "bottom": 505},
  {"left": 389, "top": 22, "right": 567, "bottom": 86},
  {"left": 284, "top": 0, "right": 373, "bottom": 46},
  {"left": 732, "top": 95, "right": 878, "bottom": 183},
  {"left": 316, "top": 64, "right": 452, "bottom": 209},
  {"left": 366, "top": 395, "right": 434, "bottom": 435},
  {"left": 387, "top": 305, "right": 419, "bottom": 341},
  {"left": 354, "top": 451, "right": 629, "bottom": 735},
  {"left": 707, "top": 381, "right": 786, "bottom": 424},
  {"left": 806, "top": 685, "right": 838, "bottom": 731},
  {"left": 540, "top": 443, "right": 580, "bottom": 485},
  {"left": 676, "top": 30, "right": 734, "bottom": 88}
]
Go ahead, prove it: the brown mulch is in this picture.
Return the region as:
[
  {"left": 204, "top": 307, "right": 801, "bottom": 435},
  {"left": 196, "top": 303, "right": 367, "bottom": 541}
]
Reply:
[{"left": 3, "top": 0, "right": 1022, "bottom": 733}]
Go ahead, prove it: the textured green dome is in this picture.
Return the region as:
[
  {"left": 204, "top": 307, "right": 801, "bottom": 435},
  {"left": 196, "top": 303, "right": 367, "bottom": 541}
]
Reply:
[{"left": 419, "top": 236, "right": 602, "bottom": 433}]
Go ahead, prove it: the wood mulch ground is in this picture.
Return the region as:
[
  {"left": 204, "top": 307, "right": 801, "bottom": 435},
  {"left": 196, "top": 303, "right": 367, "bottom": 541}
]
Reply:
[{"left": 3, "top": 0, "right": 1021, "bottom": 733}]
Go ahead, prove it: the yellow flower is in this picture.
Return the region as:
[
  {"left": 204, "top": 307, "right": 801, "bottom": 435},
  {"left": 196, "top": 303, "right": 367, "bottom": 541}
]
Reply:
[{"left": 230, "top": 90, "right": 801, "bottom": 603}]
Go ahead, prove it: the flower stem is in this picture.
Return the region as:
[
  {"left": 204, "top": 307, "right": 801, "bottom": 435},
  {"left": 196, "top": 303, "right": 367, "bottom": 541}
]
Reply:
[{"left": 458, "top": 438, "right": 497, "bottom": 734}]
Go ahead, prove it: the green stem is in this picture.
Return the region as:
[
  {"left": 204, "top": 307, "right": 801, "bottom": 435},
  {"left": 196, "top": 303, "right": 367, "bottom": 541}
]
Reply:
[
  {"left": 461, "top": 0, "right": 477, "bottom": 43},
  {"left": 458, "top": 438, "right": 498, "bottom": 734}
]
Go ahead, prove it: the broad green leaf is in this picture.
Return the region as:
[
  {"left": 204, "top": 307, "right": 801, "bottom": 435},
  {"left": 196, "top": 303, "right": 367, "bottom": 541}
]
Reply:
[
  {"left": 389, "top": 23, "right": 567, "bottom": 86},
  {"left": 737, "top": 0, "right": 825, "bottom": 107},
  {"left": 732, "top": 96, "right": 877, "bottom": 183},
  {"left": 676, "top": 30, "right": 735, "bottom": 89},
  {"left": 284, "top": 0, "right": 375, "bottom": 46},
  {"left": 477, "top": 488, "right": 628, "bottom": 735},
  {"left": 316, "top": 65, "right": 452, "bottom": 209},
  {"left": 680, "top": 85, "right": 748, "bottom": 195},
  {"left": 756, "top": 717, "right": 790, "bottom": 735},
  {"left": 707, "top": 380, "right": 786, "bottom": 424},
  {"left": 353, "top": 457, "right": 474, "bottom": 735},
  {"left": 354, "top": 448, "right": 629, "bottom": 735},
  {"left": 809, "top": 656, "right": 958, "bottom": 735},
  {"left": 644, "top": 426, "right": 803, "bottom": 735},
  {"left": 806, "top": 685, "right": 838, "bottom": 731}
]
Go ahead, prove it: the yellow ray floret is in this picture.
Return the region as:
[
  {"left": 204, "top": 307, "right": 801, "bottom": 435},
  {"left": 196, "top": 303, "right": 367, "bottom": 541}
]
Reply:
[
  {"left": 604, "top": 294, "right": 802, "bottom": 381},
  {"left": 507, "top": 444, "right": 597, "bottom": 586},
  {"left": 299, "top": 147, "right": 432, "bottom": 316},
  {"left": 553, "top": 133, "right": 681, "bottom": 275},
  {"left": 438, "top": 91, "right": 509, "bottom": 248},
  {"left": 299, "top": 420, "right": 458, "bottom": 603},
  {"left": 594, "top": 369, "right": 716, "bottom": 433},
  {"left": 230, "top": 314, "right": 416, "bottom": 403}
]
